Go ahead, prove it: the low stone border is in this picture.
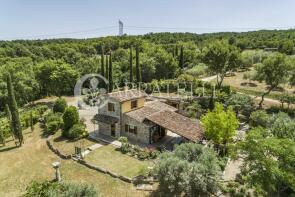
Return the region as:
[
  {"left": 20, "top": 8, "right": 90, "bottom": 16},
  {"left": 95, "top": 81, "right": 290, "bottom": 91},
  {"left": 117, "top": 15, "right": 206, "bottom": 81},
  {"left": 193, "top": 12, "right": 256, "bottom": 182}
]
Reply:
[
  {"left": 46, "top": 135, "right": 72, "bottom": 160},
  {"left": 77, "top": 159, "right": 133, "bottom": 183},
  {"left": 46, "top": 135, "right": 154, "bottom": 184}
]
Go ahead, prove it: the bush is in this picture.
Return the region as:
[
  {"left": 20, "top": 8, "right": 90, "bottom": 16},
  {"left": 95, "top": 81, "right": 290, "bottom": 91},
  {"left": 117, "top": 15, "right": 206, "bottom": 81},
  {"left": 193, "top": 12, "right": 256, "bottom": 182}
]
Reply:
[
  {"left": 44, "top": 112, "right": 63, "bottom": 134},
  {"left": 23, "top": 180, "right": 100, "bottom": 197},
  {"left": 62, "top": 106, "right": 79, "bottom": 132},
  {"left": 249, "top": 110, "right": 270, "bottom": 128},
  {"left": 118, "top": 137, "right": 131, "bottom": 154},
  {"left": 53, "top": 98, "right": 67, "bottom": 113},
  {"left": 45, "top": 121, "right": 60, "bottom": 134},
  {"left": 66, "top": 123, "right": 87, "bottom": 139},
  {"left": 137, "top": 150, "right": 150, "bottom": 160}
]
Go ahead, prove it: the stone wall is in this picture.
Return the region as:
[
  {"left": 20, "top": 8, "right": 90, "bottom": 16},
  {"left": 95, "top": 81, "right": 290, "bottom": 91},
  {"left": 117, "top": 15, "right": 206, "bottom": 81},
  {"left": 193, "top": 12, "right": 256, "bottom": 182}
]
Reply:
[
  {"left": 122, "top": 114, "right": 150, "bottom": 145},
  {"left": 46, "top": 136, "right": 72, "bottom": 160}
]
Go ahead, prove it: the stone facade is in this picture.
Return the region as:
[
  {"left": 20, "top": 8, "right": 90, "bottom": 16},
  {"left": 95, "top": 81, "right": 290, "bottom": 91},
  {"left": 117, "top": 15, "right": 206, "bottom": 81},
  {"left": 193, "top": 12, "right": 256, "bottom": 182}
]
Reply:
[
  {"left": 122, "top": 114, "right": 151, "bottom": 145},
  {"left": 97, "top": 97, "right": 121, "bottom": 138}
]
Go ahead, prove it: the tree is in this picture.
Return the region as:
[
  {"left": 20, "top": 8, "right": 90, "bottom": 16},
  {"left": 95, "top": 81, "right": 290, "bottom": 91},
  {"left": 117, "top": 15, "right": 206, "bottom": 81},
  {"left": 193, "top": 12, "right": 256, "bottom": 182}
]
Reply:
[
  {"left": 154, "top": 143, "right": 221, "bottom": 197},
  {"left": 254, "top": 53, "right": 290, "bottom": 108},
  {"left": 278, "top": 40, "right": 294, "bottom": 55},
  {"left": 6, "top": 73, "right": 23, "bottom": 146},
  {"left": 201, "top": 102, "right": 238, "bottom": 155},
  {"left": 53, "top": 98, "right": 67, "bottom": 113},
  {"left": 129, "top": 46, "right": 133, "bottom": 82},
  {"left": 179, "top": 45, "right": 184, "bottom": 69},
  {"left": 30, "top": 111, "right": 34, "bottom": 132},
  {"left": 5, "top": 104, "right": 15, "bottom": 140},
  {"left": 101, "top": 45, "right": 105, "bottom": 77},
  {"left": 62, "top": 106, "right": 79, "bottom": 134},
  {"left": 108, "top": 51, "right": 113, "bottom": 92},
  {"left": 225, "top": 94, "right": 255, "bottom": 118},
  {"left": 105, "top": 55, "right": 109, "bottom": 80},
  {"left": 0, "top": 127, "right": 5, "bottom": 146},
  {"left": 202, "top": 40, "right": 241, "bottom": 88},
  {"left": 135, "top": 46, "right": 141, "bottom": 83},
  {"left": 238, "top": 127, "right": 295, "bottom": 196}
]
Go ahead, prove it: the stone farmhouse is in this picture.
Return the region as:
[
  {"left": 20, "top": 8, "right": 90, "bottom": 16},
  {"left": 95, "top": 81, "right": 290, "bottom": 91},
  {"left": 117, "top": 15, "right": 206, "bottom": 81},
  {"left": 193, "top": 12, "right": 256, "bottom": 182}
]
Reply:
[{"left": 94, "top": 89, "right": 204, "bottom": 145}]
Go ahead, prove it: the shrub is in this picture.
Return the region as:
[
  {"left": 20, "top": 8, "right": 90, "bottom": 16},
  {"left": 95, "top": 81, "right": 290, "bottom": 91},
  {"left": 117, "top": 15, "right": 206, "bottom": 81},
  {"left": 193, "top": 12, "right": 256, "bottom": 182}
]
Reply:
[
  {"left": 53, "top": 98, "right": 67, "bottom": 113},
  {"left": 137, "top": 150, "right": 150, "bottom": 160},
  {"left": 249, "top": 110, "right": 270, "bottom": 128},
  {"left": 23, "top": 180, "right": 100, "bottom": 197},
  {"left": 44, "top": 112, "right": 63, "bottom": 134},
  {"left": 66, "top": 123, "right": 87, "bottom": 139},
  {"left": 45, "top": 121, "right": 60, "bottom": 134},
  {"left": 118, "top": 137, "right": 131, "bottom": 153},
  {"left": 62, "top": 106, "right": 79, "bottom": 132}
]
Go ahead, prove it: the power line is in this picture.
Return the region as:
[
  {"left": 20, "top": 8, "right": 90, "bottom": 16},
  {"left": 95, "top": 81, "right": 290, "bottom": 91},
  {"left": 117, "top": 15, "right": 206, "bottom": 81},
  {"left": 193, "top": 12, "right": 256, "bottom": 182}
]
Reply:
[
  {"left": 125, "top": 25, "right": 295, "bottom": 31},
  {"left": 1, "top": 26, "right": 117, "bottom": 40},
  {"left": 2, "top": 24, "right": 295, "bottom": 40}
]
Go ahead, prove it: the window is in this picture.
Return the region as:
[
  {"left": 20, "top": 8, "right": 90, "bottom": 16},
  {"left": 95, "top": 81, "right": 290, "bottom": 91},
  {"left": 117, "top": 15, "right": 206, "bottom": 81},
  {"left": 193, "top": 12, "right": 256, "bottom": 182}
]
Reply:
[
  {"left": 125, "top": 124, "right": 137, "bottom": 135},
  {"left": 108, "top": 103, "right": 115, "bottom": 111},
  {"left": 131, "top": 100, "right": 138, "bottom": 109},
  {"left": 125, "top": 124, "right": 129, "bottom": 132}
]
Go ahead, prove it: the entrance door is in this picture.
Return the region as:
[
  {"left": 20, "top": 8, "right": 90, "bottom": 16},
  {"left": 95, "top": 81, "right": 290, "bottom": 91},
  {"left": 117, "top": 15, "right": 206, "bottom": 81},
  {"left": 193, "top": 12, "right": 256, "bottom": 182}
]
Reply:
[{"left": 111, "top": 124, "right": 116, "bottom": 137}]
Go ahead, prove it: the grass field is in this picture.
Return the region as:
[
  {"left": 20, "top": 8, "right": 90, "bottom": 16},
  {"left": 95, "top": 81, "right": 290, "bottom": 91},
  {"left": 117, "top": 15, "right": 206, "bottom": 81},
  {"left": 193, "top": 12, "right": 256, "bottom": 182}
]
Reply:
[
  {"left": 223, "top": 70, "right": 295, "bottom": 96},
  {"left": 85, "top": 145, "right": 153, "bottom": 178},
  {"left": 51, "top": 130, "right": 96, "bottom": 155},
  {"left": 0, "top": 124, "right": 149, "bottom": 197}
]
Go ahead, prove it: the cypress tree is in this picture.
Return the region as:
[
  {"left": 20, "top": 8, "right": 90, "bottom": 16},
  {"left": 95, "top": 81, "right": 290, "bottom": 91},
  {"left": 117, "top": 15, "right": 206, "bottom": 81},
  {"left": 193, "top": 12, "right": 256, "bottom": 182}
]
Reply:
[
  {"left": 105, "top": 55, "right": 109, "bottom": 80},
  {"left": 179, "top": 46, "right": 184, "bottom": 69},
  {"left": 5, "top": 104, "right": 15, "bottom": 140},
  {"left": 6, "top": 73, "right": 23, "bottom": 146},
  {"left": 129, "top": 46, "right": 133, "bottom": 83},
  {"left": 101, "top": 45, "right": 105, "bottom": 77},
  {"left": 0, "top": 130, "right": 4, "bottom": 146},
  {"left": 135, "top": 46, "right": 141, "bottom": 84},
  {"left": 30, "top": 111, "right": 34, "bottom": 132},
  {"left": 108, "top": 51, "right": 113, "bottom": 92},
  {"left": 175, "top": 45, "right": 179, "bottom": 57}
]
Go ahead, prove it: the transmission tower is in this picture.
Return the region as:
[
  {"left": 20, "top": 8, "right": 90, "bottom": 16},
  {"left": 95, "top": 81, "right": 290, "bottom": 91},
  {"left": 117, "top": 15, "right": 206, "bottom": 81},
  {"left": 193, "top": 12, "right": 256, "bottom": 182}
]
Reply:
[{"left": 118, "top": 20, "right": 123, "bottom": 36}]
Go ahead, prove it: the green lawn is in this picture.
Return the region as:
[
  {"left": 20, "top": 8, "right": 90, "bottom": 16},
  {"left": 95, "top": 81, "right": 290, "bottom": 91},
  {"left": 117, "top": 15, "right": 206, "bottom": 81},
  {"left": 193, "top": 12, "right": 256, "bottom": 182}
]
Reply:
[
  {"left": 51, "top": 130, "right": 96, "bottom": 155},
  {"left": 0, "top": 124, "right": 149, "bottom": 197},
  {"left": 85, "top": 145, "right": 153, "bottom": 178}
]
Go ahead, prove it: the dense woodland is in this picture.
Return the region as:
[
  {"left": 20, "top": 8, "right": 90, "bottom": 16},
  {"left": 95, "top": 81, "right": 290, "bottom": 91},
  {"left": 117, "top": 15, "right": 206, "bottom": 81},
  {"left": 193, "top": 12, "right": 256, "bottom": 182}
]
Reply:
[{"left": 1, "top": 29, "right": 295, "bottom": 112}]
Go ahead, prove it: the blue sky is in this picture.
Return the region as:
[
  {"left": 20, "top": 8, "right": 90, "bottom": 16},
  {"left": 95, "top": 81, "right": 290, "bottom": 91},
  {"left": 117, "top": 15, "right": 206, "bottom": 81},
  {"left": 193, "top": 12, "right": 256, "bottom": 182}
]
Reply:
[{"left": 1, "top": 0, "right": 295, "bottom": 40}]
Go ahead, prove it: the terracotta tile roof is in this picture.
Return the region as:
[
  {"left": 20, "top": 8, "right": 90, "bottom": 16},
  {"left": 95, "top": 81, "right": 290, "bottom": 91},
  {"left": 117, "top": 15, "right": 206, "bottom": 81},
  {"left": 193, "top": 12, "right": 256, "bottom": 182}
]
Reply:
[
  {"left": 146, "top": 111, "right": 204, "bottom": 142},
  {"left": 124, "top": 100, "right": 177, "bottom": 122},
  {"left": 108, "top": 89, "right": 147, "bottom": 102}
]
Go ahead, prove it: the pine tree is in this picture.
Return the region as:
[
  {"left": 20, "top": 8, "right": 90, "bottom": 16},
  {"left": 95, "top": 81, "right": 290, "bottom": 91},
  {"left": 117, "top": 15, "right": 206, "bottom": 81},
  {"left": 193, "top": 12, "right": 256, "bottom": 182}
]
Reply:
[
  {"left": 6, "top": 73, "right": 23, "bottom": 146},
  {"left": 101, "top": 45, "right": 105, "bottom": 77},
  {"left": 179, "top": 46, "right": 184, "bottom": 69},
  {"left": 105, "top": 55, "right": 109, "bottom": 80},
  {"left": 129, "top": 46, "right": 133, "bottom": 83},
  {"left": 135, "top": 46, "right": 141, "bottom": 84},
  {"left": 108, "top": 51, "right": 113, "bottom": 92}
]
